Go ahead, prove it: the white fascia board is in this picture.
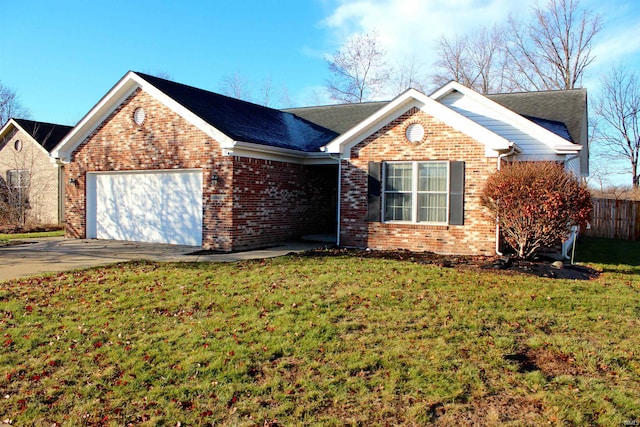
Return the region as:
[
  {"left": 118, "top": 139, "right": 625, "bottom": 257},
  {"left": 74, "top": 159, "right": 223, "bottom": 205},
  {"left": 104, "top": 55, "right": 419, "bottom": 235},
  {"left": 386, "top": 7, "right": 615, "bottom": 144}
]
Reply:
[
  {"left": 322, "top": 88, "right": 512, "bottom": 157},
  {"left": 51, "top": 72, "right": 139, "bottom": 162},
  {"left": 554, "top": 144, "right": 582, "bottom": 154},
  {"left": 303, "top": 152, "right": 339, "bottom": 165},
  {"left": 51, "top": 71, "right": 236, "bottom": 162},
  {"left": 431, "top": 81, "right": 583, "bottom": 154},
  {"left": 225, "top": 140, "right": 335, "bottom": 165},
  {"left": 0, "top": 118, "right": 17, "bottom": 141},
  {"left": 321, "top": 89, "right": 419, "bottom": 155},
  {"left": 225, "top": 141, "right": 336, "bottom": 165}
]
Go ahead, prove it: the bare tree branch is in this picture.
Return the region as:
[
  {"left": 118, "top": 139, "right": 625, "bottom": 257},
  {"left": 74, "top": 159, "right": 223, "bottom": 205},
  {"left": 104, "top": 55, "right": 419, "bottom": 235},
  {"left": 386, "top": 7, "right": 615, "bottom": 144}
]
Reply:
[
  {"left": 325, "top": 31, "right": 392, "bottom": 103},
  {"left": 0, "top": 82, "right": 29, "bottom": 127},
  {"left": 219, "top": 71, "right": 252, "bottom": 102},
  {"left": 506, "top": 0, "right": 601, "bottom": 90},
  {"left": 432, "top": 25, "right": 514, "bottom": 94},
  {"left": 592, "top": 66, "right": 640, "bottom": 188}
]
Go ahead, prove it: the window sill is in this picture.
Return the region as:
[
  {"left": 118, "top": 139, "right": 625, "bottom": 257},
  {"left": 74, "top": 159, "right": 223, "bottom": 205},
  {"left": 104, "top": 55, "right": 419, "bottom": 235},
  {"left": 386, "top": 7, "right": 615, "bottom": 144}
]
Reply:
[{"left": 380, "top": 221, "right": 450, "bottom": 230}]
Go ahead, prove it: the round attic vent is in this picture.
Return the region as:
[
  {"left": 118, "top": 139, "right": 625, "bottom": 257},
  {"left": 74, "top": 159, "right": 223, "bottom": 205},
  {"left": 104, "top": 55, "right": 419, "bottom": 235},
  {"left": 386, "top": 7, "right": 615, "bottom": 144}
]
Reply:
[
  {"left": 405, "top": 123, "right": 425, "bottom": 143},
  {"left": 14, "top": 140, "right": 23, "bottom": 152},
  {"left": 133, "top": 107, "right": 146, "bottom": 125}
]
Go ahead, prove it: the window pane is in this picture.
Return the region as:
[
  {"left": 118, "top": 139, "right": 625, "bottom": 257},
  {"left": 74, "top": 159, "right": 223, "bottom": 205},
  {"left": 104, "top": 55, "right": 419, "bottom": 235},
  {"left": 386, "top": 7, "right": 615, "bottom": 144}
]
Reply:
[
  {"left": 418, "top": 163, "right": 447, "bottom": 192},
  {"left": 7, "top": 170, "right": 29, "bottom": 189},
  {"left": 385, "top": 163, "right": 412, "bottom": 192},
  {"left": 7, "top": 171, "right": 17, "bottom": 188},
  {"left": 19, "top": 171, "right": 29, "bottom": 188},
  {"left": 384, "top": 193, "right": 412, "bottom": 221},
  {"left": 418, "top": 194, "right": 447, "bottom": 222}
]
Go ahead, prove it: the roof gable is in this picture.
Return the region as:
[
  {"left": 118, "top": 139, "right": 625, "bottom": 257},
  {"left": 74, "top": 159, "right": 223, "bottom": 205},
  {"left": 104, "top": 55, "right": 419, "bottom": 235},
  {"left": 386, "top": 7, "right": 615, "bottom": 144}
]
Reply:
[
  {"left": 431, "top": 82, "right": 582, "bottom": 155},
  {"left": 322, "top": 88, "right": 514, "bottom": 157},
  {"left": 0, "top": 118, "right": 72, "bottom": 155},
  {"left": 487, "top": 89, "right": 587, "bottom": 146},
  {"left": 52, "top": 72, "right": 338, "bottom": 162},
  {"left": 13, "top": 119, "right": 73, "bottom": 152}
]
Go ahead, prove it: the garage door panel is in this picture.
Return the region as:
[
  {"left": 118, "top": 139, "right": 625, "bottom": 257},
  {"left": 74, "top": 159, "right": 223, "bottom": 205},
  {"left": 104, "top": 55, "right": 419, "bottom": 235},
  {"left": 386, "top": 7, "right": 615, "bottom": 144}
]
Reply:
[{"left": 89, "top": 170, "right": 202, "bottom": 246}]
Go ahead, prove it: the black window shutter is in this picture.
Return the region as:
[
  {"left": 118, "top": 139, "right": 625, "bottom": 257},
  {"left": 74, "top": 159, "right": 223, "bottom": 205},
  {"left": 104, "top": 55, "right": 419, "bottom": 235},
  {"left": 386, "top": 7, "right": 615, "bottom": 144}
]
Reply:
[
  {"left": 367, "top": 161, "right": 381, "bottom": 222},
  {"left": 449, "top": 161, "right": 465, "bottom": 225}
]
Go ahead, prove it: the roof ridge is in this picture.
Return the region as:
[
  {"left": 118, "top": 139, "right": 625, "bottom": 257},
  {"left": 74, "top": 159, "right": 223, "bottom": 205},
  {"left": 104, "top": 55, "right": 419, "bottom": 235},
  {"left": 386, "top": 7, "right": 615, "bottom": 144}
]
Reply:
[
  {"left": 283, "top": 100, "right": 389, "bottom": 111},
  {"left": 487, "top": 87, "right": 587, "bottom": 96},
  {"left": 134, "top": 71, "right": 289, "bottom": 114},
  {"left": 14, "top": 118, "right": 73, "bottom": 128}
]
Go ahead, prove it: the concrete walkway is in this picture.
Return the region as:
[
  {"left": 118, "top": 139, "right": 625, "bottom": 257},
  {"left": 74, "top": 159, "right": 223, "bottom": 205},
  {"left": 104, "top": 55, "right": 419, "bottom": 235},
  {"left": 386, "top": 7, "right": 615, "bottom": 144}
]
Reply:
[{"left": 0, "top": 237, "right": 330, "bottom": 282}]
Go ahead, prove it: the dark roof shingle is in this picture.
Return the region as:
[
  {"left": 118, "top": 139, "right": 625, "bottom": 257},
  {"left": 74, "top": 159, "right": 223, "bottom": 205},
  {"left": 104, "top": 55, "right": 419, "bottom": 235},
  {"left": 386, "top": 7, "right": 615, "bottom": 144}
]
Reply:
[
  {"left": 137, "top": 73, "right": 338, "bottom": 152},
  {"left": 283, "top": 102, "right": 388, "bottom": 134},
  {"left": 137, "top": 73, "right": 584, "bottom": 150},
  {"left": 487, "top": 89, "right": 587, "bottom": 144},
  {"left": 13, "top": 119, "right": 73, "bottom": 152}
]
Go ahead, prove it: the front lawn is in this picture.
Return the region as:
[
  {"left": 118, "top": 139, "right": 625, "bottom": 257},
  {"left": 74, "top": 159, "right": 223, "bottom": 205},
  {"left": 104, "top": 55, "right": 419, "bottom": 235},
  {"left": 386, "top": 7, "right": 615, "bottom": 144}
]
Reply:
[
  {"left": 0, "top": 229, "right": 64, "bottom": 246},
  {"left": 1, "top": 249, "right": 638, "bottom": 425}
]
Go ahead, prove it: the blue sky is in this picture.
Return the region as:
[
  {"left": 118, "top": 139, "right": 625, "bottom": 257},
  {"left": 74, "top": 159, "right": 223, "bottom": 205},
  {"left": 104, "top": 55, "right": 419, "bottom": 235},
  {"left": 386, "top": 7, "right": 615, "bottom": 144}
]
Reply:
[{"left": 2, "top": 0, "right": 639, "bottom": 185}]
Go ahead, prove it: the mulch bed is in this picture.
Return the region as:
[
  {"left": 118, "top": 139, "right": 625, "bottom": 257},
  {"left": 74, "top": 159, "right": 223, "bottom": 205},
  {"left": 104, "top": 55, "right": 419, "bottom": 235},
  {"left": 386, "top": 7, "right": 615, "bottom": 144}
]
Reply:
[{"left": 298, "top": 247, "right": 600, "bottom": 280}]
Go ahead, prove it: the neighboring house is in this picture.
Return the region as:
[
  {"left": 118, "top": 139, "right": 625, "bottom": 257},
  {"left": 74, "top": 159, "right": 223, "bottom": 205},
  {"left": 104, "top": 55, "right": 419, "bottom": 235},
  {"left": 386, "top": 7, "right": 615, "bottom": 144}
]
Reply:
[
  {"left": 51, "top": 72, "right": 587, "bottom": 255},
  {"left": 0, "top": 118, "right": 72, "bottom": 227}
]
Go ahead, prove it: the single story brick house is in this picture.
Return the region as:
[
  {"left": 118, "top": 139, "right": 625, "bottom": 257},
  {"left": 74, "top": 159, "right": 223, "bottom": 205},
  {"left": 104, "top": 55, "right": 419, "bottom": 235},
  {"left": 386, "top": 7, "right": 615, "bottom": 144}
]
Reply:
[
  {"left": 51, "top": 72, "right": 587, "bottom": 255},
  {"left": 0, "top": 118, "right": 72, "bottom": 226}
]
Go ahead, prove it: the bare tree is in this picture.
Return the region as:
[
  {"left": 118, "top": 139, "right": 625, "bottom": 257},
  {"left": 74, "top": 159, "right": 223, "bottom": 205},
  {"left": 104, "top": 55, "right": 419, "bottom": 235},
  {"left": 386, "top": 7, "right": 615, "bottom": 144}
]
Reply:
[
  {"left": 432, "top": 25, "right": 512, "bottom": 94},
  {"left": 219, "top": 71, "right": 252, "bottom": 102},
  {"left": 389, "top": 56, "right": 428, "bottom": 94},
  {"left": 0, "top": 82, "right": 29, "bottom": 127},
  {"left": 145, "top": 70, "right": 174, "bottom": 81},
  {"left": 506, "top": 0, "right": 601, "bottom": 91},
  {"left": 592, "top": 66, "right": 640, "bottom": 188},
  {"left": 326, "top": 30, "right": 391, "bottom": 103}
]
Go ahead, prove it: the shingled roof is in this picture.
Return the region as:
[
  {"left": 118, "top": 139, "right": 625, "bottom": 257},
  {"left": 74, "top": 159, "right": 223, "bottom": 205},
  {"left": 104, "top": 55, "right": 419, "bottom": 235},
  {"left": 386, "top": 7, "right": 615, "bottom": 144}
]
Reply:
[
  {"left": 283, "top": 88, "right": 584, "bottom": 145},
  {"left": 137, "top": 73, "right": 338, "bottom": 152},
  {"left": 13, "top": 119, "right": 73, "bottom": 152},
  {"left": 283, "top": 102, "right": 388, "bottom": 134},
  {"left": 487, "top": 89, "right": 587, "bottom": 145}
]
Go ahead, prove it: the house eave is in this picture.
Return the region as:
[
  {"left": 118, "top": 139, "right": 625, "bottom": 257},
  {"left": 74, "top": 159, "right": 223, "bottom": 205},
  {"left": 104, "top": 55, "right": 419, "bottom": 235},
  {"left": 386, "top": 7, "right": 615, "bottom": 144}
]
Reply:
[
  {"left": 51, "top": 71, "right": 237, "bottom": 163},
  {"left": 322, "top": 88, "right": 513, "bottom": 159},
  {"left": 224, "top": 140, "right": 336, "bottom": 165},
  {"left": 432, "top": 81, "right": 583, "bottom": 153}
]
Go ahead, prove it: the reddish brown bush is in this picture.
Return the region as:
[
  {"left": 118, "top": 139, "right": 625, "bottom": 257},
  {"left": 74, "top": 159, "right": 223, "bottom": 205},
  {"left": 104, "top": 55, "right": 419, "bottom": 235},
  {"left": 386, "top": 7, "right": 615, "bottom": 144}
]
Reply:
[{"left": 482, "top": 161, "right": 592, "bottom": 259}]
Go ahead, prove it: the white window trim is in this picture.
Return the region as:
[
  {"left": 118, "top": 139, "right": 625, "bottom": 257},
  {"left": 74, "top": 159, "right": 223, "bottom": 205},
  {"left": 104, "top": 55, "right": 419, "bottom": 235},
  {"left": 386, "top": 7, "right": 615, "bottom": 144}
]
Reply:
[{"left": 382, "top": 161, "right": 450, "bottom": 225}]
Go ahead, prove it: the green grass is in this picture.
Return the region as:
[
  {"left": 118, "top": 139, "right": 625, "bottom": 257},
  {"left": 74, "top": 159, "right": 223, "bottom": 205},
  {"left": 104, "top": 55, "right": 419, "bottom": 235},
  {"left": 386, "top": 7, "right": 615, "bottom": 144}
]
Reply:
[
  {"left": 575, "top": 236, "right": 640, "bottom": 267},
  {"left": 1, "top": 246, "right": 639, "bottom": 426},
  {"left": 0, "top": 229, "right": 64, "bottom": 242}
]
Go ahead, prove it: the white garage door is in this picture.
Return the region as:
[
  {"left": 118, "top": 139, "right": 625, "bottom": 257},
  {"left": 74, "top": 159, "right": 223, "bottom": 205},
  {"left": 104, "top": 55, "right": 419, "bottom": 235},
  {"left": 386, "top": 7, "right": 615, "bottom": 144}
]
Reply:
[{"left": 86, "top": 170, "right": 203, "bottom": 246}]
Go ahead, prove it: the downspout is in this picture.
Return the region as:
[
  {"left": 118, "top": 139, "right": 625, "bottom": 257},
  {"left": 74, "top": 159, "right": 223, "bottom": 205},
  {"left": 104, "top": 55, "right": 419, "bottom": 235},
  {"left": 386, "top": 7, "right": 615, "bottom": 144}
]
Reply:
[
  {"left": 326, "top": 153, "right": 342, "bottom": 246},
  {"left": 54, "top": 158, "right": 65, "bottom": 226},
  {"left": 495, "top": 145, "right": 517, "bottom": 256},
  {"left": 561, "top": 152, "right": 582, "bottom": 261}
]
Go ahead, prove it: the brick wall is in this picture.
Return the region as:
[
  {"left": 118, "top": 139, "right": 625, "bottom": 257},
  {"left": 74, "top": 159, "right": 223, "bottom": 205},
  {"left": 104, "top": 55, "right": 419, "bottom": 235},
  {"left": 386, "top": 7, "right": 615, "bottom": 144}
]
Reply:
[
  {"left": 66, "top": 88, "right": 231, "bottom": 249},
  {"left": 339, "top": 107, "right": 498, "bottom": 255},
  {"left": 231, "top": 159, "right": 336, "bottom": 250},
  {"left": 65, "top": 88, "right": 337, "bottom": 251}
]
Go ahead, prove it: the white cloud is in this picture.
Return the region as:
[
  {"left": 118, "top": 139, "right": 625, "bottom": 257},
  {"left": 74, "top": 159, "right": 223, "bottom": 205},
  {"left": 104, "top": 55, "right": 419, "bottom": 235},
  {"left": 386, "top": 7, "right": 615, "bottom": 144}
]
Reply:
[{"left": 320, "top": 0, "right": 538, "bottom": 71}]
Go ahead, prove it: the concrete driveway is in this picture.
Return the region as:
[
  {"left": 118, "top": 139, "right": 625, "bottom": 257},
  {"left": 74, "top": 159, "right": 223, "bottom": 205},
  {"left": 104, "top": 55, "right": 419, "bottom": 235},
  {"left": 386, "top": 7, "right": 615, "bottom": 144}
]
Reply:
[{"left": 0, "top": 237, "right": 327, "bottom": 282}]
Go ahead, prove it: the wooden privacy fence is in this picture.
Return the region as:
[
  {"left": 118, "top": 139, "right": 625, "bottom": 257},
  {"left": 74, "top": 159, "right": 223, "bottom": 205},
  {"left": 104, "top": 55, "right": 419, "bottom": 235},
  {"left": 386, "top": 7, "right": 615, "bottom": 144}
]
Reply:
[{"left": 583, "top": 198, "right": 640, "bottom": 240}]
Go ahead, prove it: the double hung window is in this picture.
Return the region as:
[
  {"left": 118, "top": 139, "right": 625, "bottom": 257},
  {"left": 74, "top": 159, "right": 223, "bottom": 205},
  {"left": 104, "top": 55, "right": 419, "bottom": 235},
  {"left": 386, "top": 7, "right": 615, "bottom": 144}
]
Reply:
[
  {"left": 7, "top": 169, "right": 30, "bottom": 207},
  {"left": 383, "top": 161, "right": 449, "bottom": 223}
]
